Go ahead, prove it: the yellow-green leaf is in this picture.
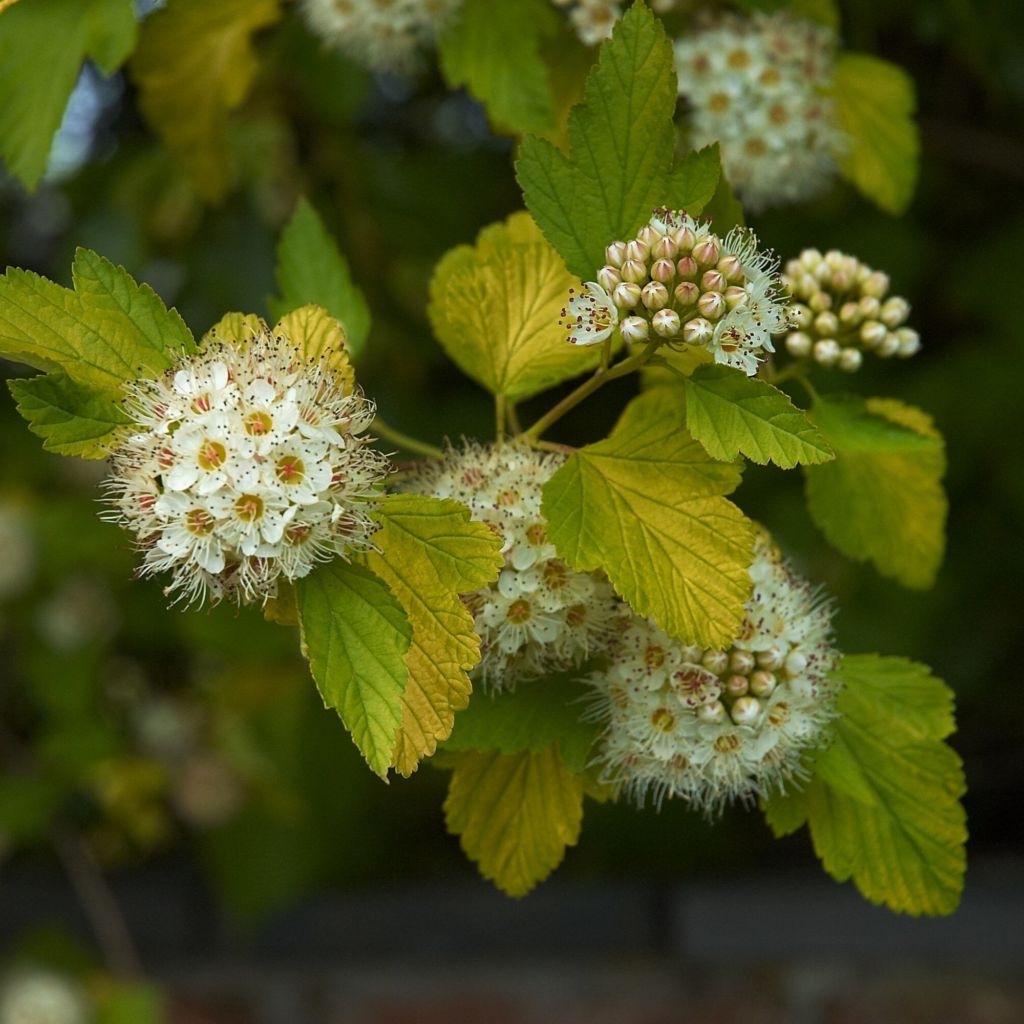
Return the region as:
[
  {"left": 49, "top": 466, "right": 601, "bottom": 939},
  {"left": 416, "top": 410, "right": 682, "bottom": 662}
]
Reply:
[
  {"left": 364, "top": 494, "right": 504, "bottom": 776},
  {"left": 444, "top": 747, "right": 584, "bottom": 897},
  {"left": 296, "top": 561, "right": 412, "bottom": 778},
  {"left": 0, "top": 249, "right": 192, "bottom": 394},
  {"left": 542, "top": 388, "right": 756, "bottom": 647},
  {"left": 765, "top": 655, "right": 966, "bottom": 916},
  {"left": 684, "top": 364, "right": 834, "bottom": 468},
  {"left": 274, "top": 305, "right": 355, "bottom": 392},
  {"left": 0, "top": 0, "right": 136, "bottom": 189},
  {"left": 429, "top": 212, "right": 602, "bottom": 402},
  {"left": 201, "top": 311, "right": 266, "bottom": 346},
  {"left": 805, "top": 394, "right": 946, "bottom": 588},
  {"left": 8, "top": 373, "right": 131, "bottom": 459},
  {"left": 131, "top": 0, "right": 281, "bottom": 202},
  {"left": 832, "top": 53, "right": 919, "bottom": 215}
]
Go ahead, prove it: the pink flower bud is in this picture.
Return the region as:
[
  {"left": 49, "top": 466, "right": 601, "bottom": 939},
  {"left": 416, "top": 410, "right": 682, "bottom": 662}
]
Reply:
[
  {"left": 682, "top": 317, "right": 714, "bottom": 344},
  {"left": 620, "top": 259, "right": 647, "bottom": 284},
  {"left": 605, "top": 241, "right": 627, "bottom": 268},
  {"left": 597, "top": 266, "right": 621, "bottom": 292},
  {"left": 701, "top": 269, "right": 727, "bottom": 292},
  {"left": 838, "top": 347, "right": 862, "bottom": 372},
  {"left": 673, "top": 281, "right": 699, "bottom": 306},
  {"left": 612, "top": 282, "right": 642, "bottom": 309},
  {"left": 676, "top": 255, "right": 698, "bottom": 280},
  {"left": 697, "top": 290, "right": 726, "bottom": 320},
  {"left": 785, "top": 331, "right": 812, "bottom": 357},
  {"left": 652, "top": 309, "right": 682, "bottom": 338},
  {"left": 650, "top": 258, "right": 676, "bottom": 284},
  {"left": 620, "top": 316, "right": 650, "bottom": 343},
  {"left": 641, "top": 281, "right": 669, "bottom": 311},
  {"left": 692, "top": 238, "right": 720, "bottom": 268},
  {"left": 813, "top": 338, "right": 840, "bottom": 366},
  {"left": 652, "top": 235, "right": 678, "bottom": 261},
  {"left": 625, "top": 239, "right": 650, "bottom": 263},
  {"left": 725, "top": 286, "right": 749, "bottom": 310},
  {"left": 672, "top": 225, "right": 696, "bottom": 252}
]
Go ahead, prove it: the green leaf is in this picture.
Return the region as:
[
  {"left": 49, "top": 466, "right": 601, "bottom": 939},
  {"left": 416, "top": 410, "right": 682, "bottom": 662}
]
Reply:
[
  {"left": 0, "top": 775, "right": 65, "bottom": 842},
  {"left": 131, "top": 0, "right": 281, "bottom": 202},
  {"left": 516, "top": 2, "right": 678, "bottom": 278},
  {"left": 805, "top": 394, "right": 946, "bottom": 588},
  {"left": 684, "top": 365, "right": 834, "bottom": 468},
  {"left": 0, "top": 249, "right": 193, "bottom": 394},
  {"left": 439, "top": 0, "right": 558, "bottom": 136},
  {"left": 296, "top": 561, "right": 412, "bottom": 778},
  {"left": 445, "top": 746, "right": 584, "bottom": 897},
  {"left": 444, "top": 674, "right": 600, "bottom": 773},
  {"left": 542, "top": 387, "right": 755, "bottom": 648},
  {"left": 429, "top": 212, "right": 603, "bottom": 401},
  {"left": 364, "top": 494, "right": 504, "bottom": 776},
  {"left": 832, "top": 53, "right": 919, "bottom": 215},
  {"left": 665, "top": 144, "right": 721, "bottom": 214},
  {"left": 765, "top": 655, "right": 966, "bottom": 916},
  {"left": 8, "top": 374, "right": 131, "bottom": 459},
  {"left": 0, "top": 0, "right": 136, "bottom": 189},
  {"left": 269, "top": 198, "right": 371, "bottom": 357}
]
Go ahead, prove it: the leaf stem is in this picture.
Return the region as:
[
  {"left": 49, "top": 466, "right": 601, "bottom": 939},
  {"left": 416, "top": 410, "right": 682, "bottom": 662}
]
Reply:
[
  {"left": 496, "top": 395, "right": 508, "bottom": 442},
  {"left": 522, "top": 339, "right": 661, "bottom": 441},
  {"left": 373, "top": 417, "right": 443, "bottom": 459}
]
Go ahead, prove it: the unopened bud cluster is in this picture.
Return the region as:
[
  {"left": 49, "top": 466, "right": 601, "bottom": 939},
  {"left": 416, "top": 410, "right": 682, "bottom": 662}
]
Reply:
[
  {"left": 675, "top": 14, "right": 845, "bottom": 211},
  {"left": 587, "top": 535, "right": 839, "bottom": 813},
  {"left": 561, "top": 208, "right": 786, "bottom": 376},
  {"left": 0, "top": 969, "right": 88, "bottom": 1024},
  {"left": 301, "top": 0, "right": 462, "bottom": 72},
  {"left": 551, "top": 0, "right": 679, "bottom": 46},
  {"left": 408, "top": 444, "right": 621, "bottom": 690},
  {"left": 779, "top": 248, "right": 919, "bottom": 371},
  {"left": 106, "top": 327, "right": 388, "bottom": 606}
]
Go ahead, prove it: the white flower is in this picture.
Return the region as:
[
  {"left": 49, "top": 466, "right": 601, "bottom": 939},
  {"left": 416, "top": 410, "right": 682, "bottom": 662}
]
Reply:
[
  {"left": 561, "top": 282, "right": 619, "bottom": 346},
  {"left": 570, "top": 208, "right": 787, "bottom": 375},
  {"left": 106, "top": 327, "right": 389, "bottom": 606},
  {"left": 554, "top": 0, "right": 681, "bottom": 46},
  {"left": 586, "top": 534, "right": 840, "bottom": 814},
  {"left": 406, "top": 443, "right": 623, "bottom": 690},
  {"left": 675, "top": 13, "right": 847, "bottom": 211},
  {"left": 301, "top": 0, "right": 462, "bottom": 73}
]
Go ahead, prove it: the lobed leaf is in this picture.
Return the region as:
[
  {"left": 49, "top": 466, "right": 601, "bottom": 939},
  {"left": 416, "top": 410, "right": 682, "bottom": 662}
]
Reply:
[
  {"left": 364, "top": 494, "right": 504, "bottom": 776},
  {"left": 515, "top": 2, "right": 679, "bottom": 277},
  {"left": 429, "top": 212, "right": 602, "bottom": 401},
  {"left": 684, "top": 365, "right": 834, "bottom": 468},
  {"left": 765, "top": 655, "right": 966, "bottom": 916},
  {"left": 542, "top": 388, "right": 756, "bottom": 648},
  {"left": 296, "top": 561, "right": 412, "bottom": 779},
  {"left": 8, "top": 373, "right": 132, "bottom": 459},
  {"left": 805, "top": 394, "right": 946, "bottom": 588},
  {"left": 832, "top": 53, "right": 919, "bottom": 215},
  {"left": 444, "top": 746, "right": 584, "bottom": 897}
]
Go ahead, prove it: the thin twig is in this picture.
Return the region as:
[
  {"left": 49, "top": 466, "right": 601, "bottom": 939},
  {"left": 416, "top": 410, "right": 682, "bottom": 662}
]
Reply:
[{"left": 373, "top": 417, "right": 443, "bottom": 459}]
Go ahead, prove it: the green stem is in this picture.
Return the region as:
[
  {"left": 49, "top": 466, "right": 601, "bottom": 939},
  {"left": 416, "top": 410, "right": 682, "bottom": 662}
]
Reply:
[
  {"left": 522, "top": 339, "right": 661, "bottom": 442},
  {"left": 496, "top": 395, "right": 508, "bottom": 442},
  {"left": 373, "top": 417, "right": 443, "bottom": 459}
]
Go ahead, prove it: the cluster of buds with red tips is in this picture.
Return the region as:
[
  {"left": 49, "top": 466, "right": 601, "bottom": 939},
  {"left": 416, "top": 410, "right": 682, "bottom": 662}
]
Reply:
[
  {"left": 561, "top": 208, "right": 787, "bottom": 376},
  {"left": 779, "top": 248, "right": 919, "bottom": 372}
]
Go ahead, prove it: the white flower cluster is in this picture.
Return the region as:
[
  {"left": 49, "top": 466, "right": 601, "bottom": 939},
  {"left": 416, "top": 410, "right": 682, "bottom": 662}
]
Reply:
[
  {"left": 551, "top": 0, "right": 679, "bottom": 46},
  {"left": 106, "top": 328, "right": 388, "bottom": 606},
  {"left": 561, "top": 208, "right": 787, "bottom": 375},
  {"left": 301, "top": 0, "right": 462, "bottom": 72},
  {"left": 409, "top": 443, "right": 621, "bottom": 690},
  {"left": 675, "top": 14, "right": 845, "bottom": 212},
  {"left": 780, "top": 248, "right": 919, "bottom": 371},
  {"left": 587, "top": 536, "right": 839, "bottom": 813}
]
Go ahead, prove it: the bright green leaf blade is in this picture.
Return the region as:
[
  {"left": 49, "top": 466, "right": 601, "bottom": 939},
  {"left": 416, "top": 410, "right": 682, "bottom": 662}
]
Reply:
[
  {"left": 444, "top": 673, "right": 600, "bottom": 773},
  {"left": 296, "top": 561, "right": 412, "bottom": 778},
  {"left": 516, "top": 2, "right": 678, "bottom": 278},
  {"left": 429, "top": 212, "right": 603, "bottom": 401},
  {"left": 268, "top": 197, "right": 371, "bottom": 357},
  {"left": 805, "top": 394, "right": 946, "bottom": 588},
  {"left": 8, "top": 373, "right": 131, "bottom": 459},
  {"left": 684, "top": 365, "right": 834, "bottom": 468},
  {"left": 0, "top": 0, "right": 136, "bottom": 189},
  {"left": 0, "top": 251, "right": 187, "bottom": 392},
  {"left": 131, "top": 0, "right": 281, "bottom": 202},
  {"left": 764, "top": 655, "right": 966, "bottom": 917},
  {"left": 364, "top": 494, "right": 503, "bottom": 776},
  {"left": 542, "top": 388, "right": 755, "bottom": 647},
  {"left": 439, "top": 0, "right": 557, "bottom": 136},
  {"left": 665, "top": 143, "right": 722, "bottom": 214},
  {"left": 444, "top": 746, "right": 584, "bottom": 897},
  {"left": 833, "top": 53, "right": 919, "bottom": 215}
]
